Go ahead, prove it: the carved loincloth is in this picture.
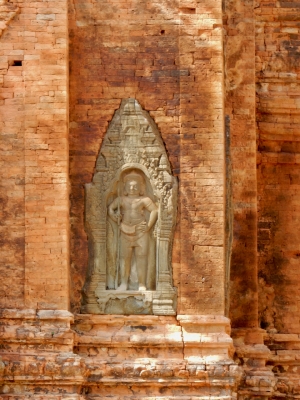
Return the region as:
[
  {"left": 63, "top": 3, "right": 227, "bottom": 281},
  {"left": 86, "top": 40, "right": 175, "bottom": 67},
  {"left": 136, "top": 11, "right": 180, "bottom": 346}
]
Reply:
[
  {"left": 120, "top": 222, "right": 145, "bottom": 242},
  {"left": 119, "top": 222, "right": 149, "bottom": 257}
]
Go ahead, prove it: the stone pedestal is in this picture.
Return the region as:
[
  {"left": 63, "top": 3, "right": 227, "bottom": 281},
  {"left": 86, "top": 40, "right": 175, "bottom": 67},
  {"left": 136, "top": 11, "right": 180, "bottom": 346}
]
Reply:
[
  {"left": 232, "top": 328, "right": 276, "bottom": 399},
  {"left": 264, "top": 333, "right": 300, "bottom": 398},
  {"left": 0, "top": 309, "right": 80, "bottom": 398},
  {"left": 0, "top": 310, "right": 241, "bottom": 399},
  {"left": 72, "top": 314, "right": 241, "bottom": 399}
]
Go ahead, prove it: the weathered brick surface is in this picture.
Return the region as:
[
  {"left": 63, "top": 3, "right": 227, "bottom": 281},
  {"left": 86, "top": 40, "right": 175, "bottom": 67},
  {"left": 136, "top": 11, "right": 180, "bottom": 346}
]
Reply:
[
  {"left": 223, "top": 0, "right": 258, "bottom": 329},
  {"left": 0, "top": 0, "right": 69, "bottom": 310},
  {"left": 69, "top": 0, "right": 225, "bottom": 315},
  {"left": 256, "top": 0, "right": 300, "bottom": 334},
  {"left": 0, "top": 311, "right": 239, "bottom": 398},
  {"left": 3, "top": 0, "right": 300, "bottom": 396},
  {"left": 264, "top": 333, "right": 300, "bottom": 398},
  {"left": 0, "top": 3, "right": 24, "bottom": 309}
]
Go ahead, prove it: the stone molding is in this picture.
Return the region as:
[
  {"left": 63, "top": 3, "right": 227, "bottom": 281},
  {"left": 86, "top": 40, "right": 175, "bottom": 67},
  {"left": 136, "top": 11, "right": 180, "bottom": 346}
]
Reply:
[
  {"left": 0, "top": 309, "right": 241, "bottom": 398},
  {"left": 264, "top": 332, "right": 300, "bottom": 398},
  {"left": 232, "top": 328, "right": 277, "bottom": 399}
]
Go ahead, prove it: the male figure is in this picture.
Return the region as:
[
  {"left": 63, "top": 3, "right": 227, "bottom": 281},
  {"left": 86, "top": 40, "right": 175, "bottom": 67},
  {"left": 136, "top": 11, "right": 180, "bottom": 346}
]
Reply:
[{"left": 108, "top": 171, "right": 158, "bottom": 291}]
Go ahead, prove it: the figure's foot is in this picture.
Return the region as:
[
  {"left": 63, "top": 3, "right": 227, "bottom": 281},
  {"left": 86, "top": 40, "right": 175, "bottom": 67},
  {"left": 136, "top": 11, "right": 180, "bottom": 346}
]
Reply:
[
  {"left": 116, "top": 283, "right": 127, "bottom": 291},
  {"left": 138, "top": 285, "right": 146, "bottom": 291}
]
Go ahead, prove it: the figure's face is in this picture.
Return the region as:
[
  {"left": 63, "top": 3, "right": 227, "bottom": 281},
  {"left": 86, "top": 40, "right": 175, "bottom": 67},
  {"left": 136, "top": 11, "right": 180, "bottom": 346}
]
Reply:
[{"left": 125, "top": 179, "right": 140, "bottom": 195}]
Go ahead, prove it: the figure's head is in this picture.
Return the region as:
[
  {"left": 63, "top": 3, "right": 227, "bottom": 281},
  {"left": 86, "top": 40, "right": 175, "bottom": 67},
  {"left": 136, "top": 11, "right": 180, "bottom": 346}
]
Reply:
[{"left": 123, "top": 171, "right": 145, "bottom": 196}]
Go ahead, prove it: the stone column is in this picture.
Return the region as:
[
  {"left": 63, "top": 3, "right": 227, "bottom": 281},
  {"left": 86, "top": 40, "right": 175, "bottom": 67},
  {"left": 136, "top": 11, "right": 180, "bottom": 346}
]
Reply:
[{"left": 224, "top": 0, "right": 276, "bottom": 396}]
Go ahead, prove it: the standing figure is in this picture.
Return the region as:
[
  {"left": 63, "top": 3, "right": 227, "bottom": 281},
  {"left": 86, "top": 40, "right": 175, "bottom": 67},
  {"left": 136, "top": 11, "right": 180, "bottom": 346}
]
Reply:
[{"left": 108, "top": 171, "right": 158, "bottom": 291}]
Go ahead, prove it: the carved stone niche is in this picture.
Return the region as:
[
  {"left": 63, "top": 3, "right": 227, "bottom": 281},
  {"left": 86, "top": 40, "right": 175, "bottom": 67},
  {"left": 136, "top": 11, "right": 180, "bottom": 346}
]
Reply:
[{"left": 81, "top": 99, "right": 178, "bottom": 315}]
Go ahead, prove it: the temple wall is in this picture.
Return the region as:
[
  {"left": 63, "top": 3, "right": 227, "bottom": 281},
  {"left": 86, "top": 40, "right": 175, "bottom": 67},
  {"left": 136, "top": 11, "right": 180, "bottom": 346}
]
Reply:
[
  {"left": 255, "top": 0, "right": 300, "bottom": 395},
  {"left": 0, "top": 0, "right": 69, "bottom": 310},
  {"left": 0, "top": 3, "right": 25, "bottom": 309},
  {"left": 69, "top": 0, "right": 226, "bottom": 316},
  {"left": 256, "top": 0, "right": 300, "bottom": 335},
  {"left": 223, "top": 0, "right": 258, "bottom": 329},
  {"left": 1, "top": 0, "right": 300, "bottom": 397},
  {"left": 0, "top": 0, "right": 236, "bottom": 398}
]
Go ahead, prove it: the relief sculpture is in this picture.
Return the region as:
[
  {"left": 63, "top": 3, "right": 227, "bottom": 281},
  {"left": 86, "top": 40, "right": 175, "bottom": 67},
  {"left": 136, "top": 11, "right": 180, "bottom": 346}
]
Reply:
[
  {"left": 108, "top": 170, "right": 158, "bottom": 291},
  {"left": 81, "top": 99, "right": 177, "bottom": 315}
]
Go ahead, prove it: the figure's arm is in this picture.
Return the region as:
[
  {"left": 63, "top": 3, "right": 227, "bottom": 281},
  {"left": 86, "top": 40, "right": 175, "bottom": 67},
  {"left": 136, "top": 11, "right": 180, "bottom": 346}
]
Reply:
[
  {"left": 136, "top": 198, "right": 158, "bottom": 234},
  {"left": 148, "top": 210, "right": 158, "bottom": 231},
  {"left": 144, "top": 198, "right": 158, "bottom": 231},
  {"left": 108, "top": 198, "right": 121, "bottom": 223}
]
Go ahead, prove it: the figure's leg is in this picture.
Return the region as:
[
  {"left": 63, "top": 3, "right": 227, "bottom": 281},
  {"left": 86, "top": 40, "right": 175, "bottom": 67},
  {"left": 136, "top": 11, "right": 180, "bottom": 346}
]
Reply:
[
  {"left": 135, "top": 234, "right": 149, "bottom": 291},
  {"left": 117, "top": 236, "right": 132, "bottom": 291},
  {"left": 135, "top": 254, "right": 147, "bottom": 291}
]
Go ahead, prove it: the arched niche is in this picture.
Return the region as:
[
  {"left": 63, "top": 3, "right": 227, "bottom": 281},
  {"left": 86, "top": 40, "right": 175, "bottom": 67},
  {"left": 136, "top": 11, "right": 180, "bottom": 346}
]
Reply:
[{"left": 81, "top": 98, "right": 177, "bottom": 315}]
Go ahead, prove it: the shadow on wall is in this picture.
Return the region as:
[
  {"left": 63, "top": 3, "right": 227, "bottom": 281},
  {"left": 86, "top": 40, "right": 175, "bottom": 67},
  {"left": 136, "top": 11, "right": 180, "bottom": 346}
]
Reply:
[{"left": 258, "top": 161, "right": 294, "bottom": 334}]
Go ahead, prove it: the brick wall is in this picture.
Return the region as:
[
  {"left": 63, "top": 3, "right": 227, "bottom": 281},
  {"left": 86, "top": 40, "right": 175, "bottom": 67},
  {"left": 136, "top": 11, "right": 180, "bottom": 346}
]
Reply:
[
  {"left": 223, "top": 0, "right": 259, "bottom": 328},
  {"left": 256, "top": 0, "right": 300, "bottom": 333},
  {"left": 0, "top": 3, "right": 25, "bottom": 309},
  {"left": 0, "top": 0, "right": 69, "bottom": 310},
  {"left": 69, "top": 0, "right": 226, "bottom": 315}
]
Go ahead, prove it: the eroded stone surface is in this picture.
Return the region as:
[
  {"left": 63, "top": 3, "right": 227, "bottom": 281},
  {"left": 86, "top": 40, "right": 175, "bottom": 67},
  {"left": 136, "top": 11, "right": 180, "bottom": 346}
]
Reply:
[{"left": 0, "top": 310, "right": 240, "bottom": 399}]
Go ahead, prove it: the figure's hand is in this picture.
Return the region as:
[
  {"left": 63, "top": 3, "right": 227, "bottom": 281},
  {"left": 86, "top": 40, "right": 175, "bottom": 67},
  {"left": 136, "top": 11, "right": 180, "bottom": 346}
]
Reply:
[
  {"left": 115, "top": 213, "right": 122, "bottom": 223},
  {"left": 136, "top": 222, "right": 148, "bottom": 233},
  {"left": 110, "top": 212, "right": 121, "bottom": 223}
]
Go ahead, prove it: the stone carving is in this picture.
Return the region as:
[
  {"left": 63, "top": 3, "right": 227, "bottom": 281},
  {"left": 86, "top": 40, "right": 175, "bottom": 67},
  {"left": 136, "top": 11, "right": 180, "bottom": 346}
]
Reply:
[
  {"left": 108, "top": 170, "right": 158, "bottom": 292},
  {"left": 81, "top": 98, "right": 177, "bottom": 315}
]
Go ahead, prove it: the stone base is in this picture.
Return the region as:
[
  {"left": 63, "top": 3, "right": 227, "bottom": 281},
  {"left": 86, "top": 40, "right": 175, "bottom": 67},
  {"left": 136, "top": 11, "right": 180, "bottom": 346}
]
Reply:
[
  {"left": 232, "top": 328, "right": 276, "bottom": 399},
  {"left": 96, "top": 290, "right": 154, "bottom": 315},
  {"left": 264, "top": 332, "right": 300, "bottom": 399},
  {"left": 83, "top": 288, "right": 177, "bottom": 315},
  {"left": 0, "top": 310, "right": 241, "bottom": 399},
  {"left": 73, "top": 314, "right": 241, "bottom": 399}
]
